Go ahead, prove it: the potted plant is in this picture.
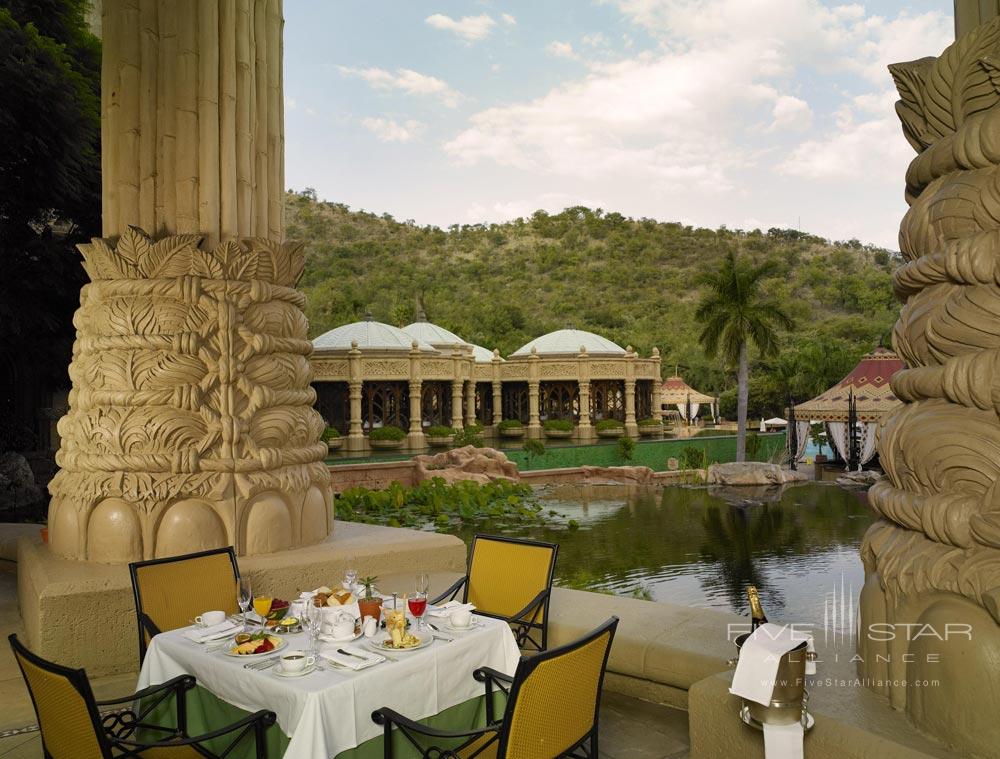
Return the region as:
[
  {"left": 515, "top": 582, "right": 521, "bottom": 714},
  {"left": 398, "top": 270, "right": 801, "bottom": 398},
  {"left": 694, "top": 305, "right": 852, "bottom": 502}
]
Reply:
[
  {"left": 357, "top": 576, "right": 382, "bottom": 621},
  {"left": 498, "top": 419, "right": 525, "bottom": 438},
  {"left": 543, "top": 418, "right": 574, "bottom": 439},
  {"left": 426, "top": 425, "right": 456, "bottom": 447},
  {"left": 596, "top": 418, "right": 626, "bottom": 438},
  {"left": 369, "top": 425, "right": 406, "bottom": 450},
  {"left": 638, "top": 418, "right": 662, "bottom": 437},
  {"left": 321, "top": 426, "right": 342, "bottom": 452}
]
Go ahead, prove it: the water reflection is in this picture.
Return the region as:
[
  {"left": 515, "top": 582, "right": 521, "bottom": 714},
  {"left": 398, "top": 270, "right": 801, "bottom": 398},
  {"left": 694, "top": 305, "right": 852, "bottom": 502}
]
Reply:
[{"left": 456, "top": 481, "right": 874, "bottom": 628}]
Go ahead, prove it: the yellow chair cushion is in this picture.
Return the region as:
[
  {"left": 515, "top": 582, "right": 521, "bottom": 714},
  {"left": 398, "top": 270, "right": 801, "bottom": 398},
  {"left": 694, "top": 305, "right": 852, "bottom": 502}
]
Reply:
[
  {"left": 503, "top": 630, "right": 611, "bottom": 759},
  {"left": 134, "top": 552, "right": 238, "bottom": 637},
  {"left": 457, "top": 729, "right": 499, "bottom": 758},
  {"left": 467, "top": 539, "right": 553, "bottom": 620}
]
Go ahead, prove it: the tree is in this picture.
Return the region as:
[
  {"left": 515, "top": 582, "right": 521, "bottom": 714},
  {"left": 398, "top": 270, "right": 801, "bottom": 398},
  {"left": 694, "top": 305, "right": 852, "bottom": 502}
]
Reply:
[
  {"left": 0, "top": 1, "right": 100, "bottom": 454},
  {"left": 695, "top": 250, "right": 793, "bottom": 461}
]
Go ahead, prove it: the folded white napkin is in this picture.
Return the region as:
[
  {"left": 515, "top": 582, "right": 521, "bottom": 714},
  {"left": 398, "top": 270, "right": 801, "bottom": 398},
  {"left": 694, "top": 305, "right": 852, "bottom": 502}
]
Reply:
[
  {"left": 319, "top": 644, "right": 384, "bottom": 671},
  {"left": 428, "top": 601, "right": 476, "bottom": 618},
  {"left": 730, "top": 624, "right": 804, "bottom": 706},
  {"left": 763, "top": 721, "right": 804, "bottom": 759},
  {"left": 183, "top": 621, "right": 239, "bottom": 643}
]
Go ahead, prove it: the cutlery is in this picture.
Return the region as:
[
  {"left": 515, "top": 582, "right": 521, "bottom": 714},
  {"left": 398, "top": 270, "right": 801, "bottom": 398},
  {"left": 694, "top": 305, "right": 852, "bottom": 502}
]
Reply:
[
  {"left": 244, "top": 657, "right": 280, "bottom": 671},
  {"left": 336, "top": 648, "right": 368, "bottom": 661},
  {"left": 428, "top": 625, "right": 454, "bottom": 642}
]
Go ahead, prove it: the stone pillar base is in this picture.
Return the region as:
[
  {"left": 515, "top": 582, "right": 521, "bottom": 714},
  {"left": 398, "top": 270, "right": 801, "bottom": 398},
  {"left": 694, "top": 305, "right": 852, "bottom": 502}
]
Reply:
[
  {"left": 346, "top": 434, "right": 367, "bottom": 453},
  {"left": 527, "top": 425, "right": 543, "bottom": 439},
  {"left": 16, "top": 524, "right": 466, "bottom": 677},
  {"left": 405, "top": 431, "right": 427, "bottom": 450},
  {"left": 576, "top": 424, "right": 596, "bottom": 441},
  {"left": 626, "top": 423, "right": 640, "bottom": 438}
]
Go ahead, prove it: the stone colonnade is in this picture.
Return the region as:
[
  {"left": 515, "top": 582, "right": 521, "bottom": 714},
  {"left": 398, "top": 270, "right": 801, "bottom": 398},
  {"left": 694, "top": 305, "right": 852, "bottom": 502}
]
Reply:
[{"left": 311, "top": 344, "right": 662, "bottom": 451}]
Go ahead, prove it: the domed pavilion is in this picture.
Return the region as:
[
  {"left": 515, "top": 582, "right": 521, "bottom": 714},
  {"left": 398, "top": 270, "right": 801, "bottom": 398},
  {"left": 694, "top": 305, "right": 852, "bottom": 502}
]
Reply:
[{"left": 310, "top": 320, "right": 662, "bottom": 450}]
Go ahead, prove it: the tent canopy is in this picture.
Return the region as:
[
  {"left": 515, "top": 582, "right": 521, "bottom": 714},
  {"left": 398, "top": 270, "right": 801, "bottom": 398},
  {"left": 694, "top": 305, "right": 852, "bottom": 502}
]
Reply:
[
  {"left": 660, "top": 375, "right": 716, "bottom": 405},
  {"left": 793, "top": 347, "right": 903, "bottom": 423}
]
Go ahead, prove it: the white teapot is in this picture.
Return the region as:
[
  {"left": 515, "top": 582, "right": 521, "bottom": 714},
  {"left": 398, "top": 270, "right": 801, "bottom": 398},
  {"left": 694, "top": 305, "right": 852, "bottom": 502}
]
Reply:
[{"left": 325, "top": 609, "right": 356, "bottom": 639}]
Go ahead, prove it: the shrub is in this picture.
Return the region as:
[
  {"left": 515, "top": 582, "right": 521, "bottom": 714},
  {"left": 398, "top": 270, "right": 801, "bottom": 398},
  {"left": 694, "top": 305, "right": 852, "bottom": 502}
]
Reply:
[
  {"left": 543, "top": 418, "right": 574, "bottom": 432},
  {"left": 426, "top": 425, "right": 455, "bottom": 437},
  {"left": 617, "top": 436, "right": 635, "bottom": 461},
  {"left": 453, "top": 424, "right": 484, "bottom": 447},
  {"left": 321, "top": 426, "right": 340, "bottom": 441},
  {"left": 596, "top": 419, "right": 624, "bottom": 431},
  {"left": 746, "top": 431, "right": 762, "bottom": 460},
  {"left": 523, "top": 438, "right": 546, "bottom": 469},
  {"left": 638, "top": 418, "right": 661, "bottom": 427},
  {"left": 369, "top": 425, "right": 406, "bottom": 442},
  {"left": 680, "top": 445, "right": 707, "bottom": 469},
  {"left": 498, "top": 419, "right": 524, "bottom": 430}
]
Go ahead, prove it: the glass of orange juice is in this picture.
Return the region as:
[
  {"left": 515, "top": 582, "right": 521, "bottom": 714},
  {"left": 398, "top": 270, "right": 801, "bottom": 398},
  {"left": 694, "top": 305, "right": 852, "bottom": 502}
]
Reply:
[{"left": 253, "top": 596, "right": 272, "bottom": 622}]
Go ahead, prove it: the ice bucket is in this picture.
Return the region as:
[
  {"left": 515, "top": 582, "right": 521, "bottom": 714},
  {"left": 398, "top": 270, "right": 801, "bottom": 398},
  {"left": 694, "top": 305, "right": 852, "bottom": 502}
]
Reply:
[{"left": 730, "top": 632, "right": 810, "bottom": 727}]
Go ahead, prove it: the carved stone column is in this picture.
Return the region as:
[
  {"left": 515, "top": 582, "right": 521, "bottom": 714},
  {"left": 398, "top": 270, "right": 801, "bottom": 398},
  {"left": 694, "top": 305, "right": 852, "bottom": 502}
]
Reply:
[
  {"left": 652, "top": 347, "right": 663, "bottom": 423},
  {"left": 48, "top": 0, "right": 333, "bottom": 562},
  {"left": 465, "top": 380, "right": 475, "bottom": 427},
  {"left": 491, "top": 352, "right": 503, "bottom": 428},
  {"left": 857, "top": 19, "right": 1000, "bottom": 756},
  {"left": 577, "top": 346, "right": 594, "bottom": 440},
  {"left": 624, "top": 346, "right": 638, "bottom": 437},
  {"left": 527, "top": 348, "right": 541, "bottom": 438},
  {"left": 407, "top": 343, "right": 424, "bottom": 449},
  {"left": 450, "top": 351, "right": 464, "bottom": 430},
  {"left": 347, "top": 343, "right": 364, "bottom": 451}
]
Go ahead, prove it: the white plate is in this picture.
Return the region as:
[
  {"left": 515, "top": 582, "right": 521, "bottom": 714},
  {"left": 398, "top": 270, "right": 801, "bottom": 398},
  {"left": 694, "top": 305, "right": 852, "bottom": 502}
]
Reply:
[
  {"left": 223, "top": 636, "right": 287, "bottom": 658},
  {"left": 366, "top": 630, "right": 433, "bottom": 653},
  {"left": 273, "top": 662, "right": 317, "bottom": 678}
]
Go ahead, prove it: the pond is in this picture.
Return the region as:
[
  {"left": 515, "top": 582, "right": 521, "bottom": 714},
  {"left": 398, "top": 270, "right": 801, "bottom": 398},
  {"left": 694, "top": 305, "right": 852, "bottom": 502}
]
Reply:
[{"left": 454, "top": 481, "right": 874, "bottom": 631}]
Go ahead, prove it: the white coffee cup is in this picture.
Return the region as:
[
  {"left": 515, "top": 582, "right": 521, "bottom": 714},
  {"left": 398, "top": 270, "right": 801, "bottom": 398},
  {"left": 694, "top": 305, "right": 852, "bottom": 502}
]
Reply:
[
  {"left": 449, "top": 609, "right": 473, "bottom": 628},
  {"left": 195, "top": 610, "right": 226, "bottom": 627},
  {"left": 279, "top": 650, "right": 315, "bottom": 674}
]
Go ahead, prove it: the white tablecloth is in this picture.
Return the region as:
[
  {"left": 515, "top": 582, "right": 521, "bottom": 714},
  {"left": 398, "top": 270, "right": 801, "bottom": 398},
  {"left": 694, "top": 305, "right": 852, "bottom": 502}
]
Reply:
[{"left": 137, "top": 618, "right": 521, "bottom": 759}]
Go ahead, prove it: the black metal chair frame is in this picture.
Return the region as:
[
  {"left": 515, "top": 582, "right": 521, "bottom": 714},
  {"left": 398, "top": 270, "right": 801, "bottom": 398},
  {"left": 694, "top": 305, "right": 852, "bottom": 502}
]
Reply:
[
  {"left": 431, "top": 534, "right": 559, "bottom": 651},
  {"left": 371, "top": 616, "right": 619, "bottom": 759},
  {"left": 128, "top": 545, "right": 241, "bottom": 664},
  {"left": 9, "top": 634, "right": 275, "bottom": 759}
]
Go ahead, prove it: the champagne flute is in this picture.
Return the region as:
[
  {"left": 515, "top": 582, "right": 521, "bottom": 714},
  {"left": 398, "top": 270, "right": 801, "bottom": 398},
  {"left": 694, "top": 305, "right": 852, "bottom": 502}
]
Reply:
[{"left": 237, "top": 577, "right": 253, "bottom": 634}]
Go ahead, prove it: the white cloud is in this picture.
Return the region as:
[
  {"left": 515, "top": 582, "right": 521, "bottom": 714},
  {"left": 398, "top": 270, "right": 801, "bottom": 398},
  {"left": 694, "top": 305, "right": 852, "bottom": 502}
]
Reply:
[
  {"left": 546, "top": 41, "right": 577, "bottom": 60},
  {"left": 425, "top": 13, "right": 496, "bottom": 42},
  {"left": 582, "top": 32, "right": 606, "bottom": 47},
  {"left": 501, "top": 13, "right": 516, "bottom": 25},
  {"left": 770, "top": 95, "right": 812, "bottom": 131},
  {"left": 361, "top": 117, "right": 426, "bottom": 143},
  {"left": 337, "top": 66, "right": 461, "bottom": 107}
]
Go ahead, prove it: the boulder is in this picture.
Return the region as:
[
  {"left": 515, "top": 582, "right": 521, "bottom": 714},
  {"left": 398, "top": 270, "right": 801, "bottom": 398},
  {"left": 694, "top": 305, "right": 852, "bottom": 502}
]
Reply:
[
  {"left": 836, "top": 470, "right": 882, "bottom": 488},
  {"left": 577, "top": 466, "right": 657, "bottom": 485},
  {"left": 413, "top": 446, "right": 520, "bottom": 484},
  {"left": 705, "top": 462, "right": 807, "bottom": 486},
  {"left": 0, "top": 451, "right": 42, "bottom": 510}
]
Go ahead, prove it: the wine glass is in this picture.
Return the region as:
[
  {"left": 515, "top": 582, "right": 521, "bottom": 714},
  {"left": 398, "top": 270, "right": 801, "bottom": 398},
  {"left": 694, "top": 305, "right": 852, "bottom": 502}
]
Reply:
[
  {"left": 237, "top": 577, "right": 253, "bottom": 634},
  {"left": 344, "top": 568, "right": 358, "bottom": 593},
  {"left": 303, "top": 601, "right": 323, "bottom": 655},
  {"left": 410, "top": 573, "right": 430, "bottom": 631}
]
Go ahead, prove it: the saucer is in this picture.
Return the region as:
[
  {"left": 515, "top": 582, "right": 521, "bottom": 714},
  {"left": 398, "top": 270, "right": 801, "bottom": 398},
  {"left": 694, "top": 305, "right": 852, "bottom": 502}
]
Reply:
[
  {"left": 320, "top": 629, "right": 362, "bottom": 643},
  {"left": 274, "top": 662, "right": 317, "bottom": 678},
  {"left": 442, "top": 619, "right": 480, "bottom": 633}
]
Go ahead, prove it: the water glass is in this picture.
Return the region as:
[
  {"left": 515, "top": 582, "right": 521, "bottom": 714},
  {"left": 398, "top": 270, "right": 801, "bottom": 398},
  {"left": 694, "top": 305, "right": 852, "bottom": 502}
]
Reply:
[
  {"left": 237, "top": 577, "right": 252, "bottom": 633},
  {"left": 303, "top": 602, "right": 323, "bottom": 655},
  {"left": 344, "top": 568, "right": 358, "bottom": 592}
]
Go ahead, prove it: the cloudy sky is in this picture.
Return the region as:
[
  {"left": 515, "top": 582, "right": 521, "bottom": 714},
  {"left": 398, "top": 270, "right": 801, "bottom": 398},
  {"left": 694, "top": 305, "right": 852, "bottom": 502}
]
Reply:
[{"left": 283, "top": 1, "right": 953, "bottom": 249}]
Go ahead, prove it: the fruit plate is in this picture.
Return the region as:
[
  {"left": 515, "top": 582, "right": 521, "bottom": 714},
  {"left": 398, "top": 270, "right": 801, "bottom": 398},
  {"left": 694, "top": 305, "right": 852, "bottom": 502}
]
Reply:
[
  {"left": 223, "top": 636, "right": 286, "bottom": 658},
  {"left": 366, "top": 631, "right": 433, "bottom": 653}
]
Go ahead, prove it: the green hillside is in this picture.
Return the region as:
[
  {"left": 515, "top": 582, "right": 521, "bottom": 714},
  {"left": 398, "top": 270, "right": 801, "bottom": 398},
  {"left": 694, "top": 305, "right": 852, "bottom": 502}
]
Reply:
[{"left": 288, "top": 190, "right": 900, "bottom": 418}]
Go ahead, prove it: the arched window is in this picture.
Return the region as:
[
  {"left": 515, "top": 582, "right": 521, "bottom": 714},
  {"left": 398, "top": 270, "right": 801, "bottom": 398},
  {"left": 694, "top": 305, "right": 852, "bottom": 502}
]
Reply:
[
  {"left": 590, "top": 380, "right": 625, "bottom": 422},
  {"left": 501, "top": 382, "right": 529, "bottom": 423},
  {"left": 539, "top": 381, "right": 579, "bottom": 421},
  {"left": 420, "top": 381, "right": 452, "bottom": 427},
  {"left": 362, "top": 381, "right": 409, "bottom": 430}
]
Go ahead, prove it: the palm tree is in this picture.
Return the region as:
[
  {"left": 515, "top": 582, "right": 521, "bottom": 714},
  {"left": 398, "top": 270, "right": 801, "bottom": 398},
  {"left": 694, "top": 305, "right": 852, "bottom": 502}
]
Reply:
[{"left": 695, "top": 250, "right": 794, "bottom": 462}]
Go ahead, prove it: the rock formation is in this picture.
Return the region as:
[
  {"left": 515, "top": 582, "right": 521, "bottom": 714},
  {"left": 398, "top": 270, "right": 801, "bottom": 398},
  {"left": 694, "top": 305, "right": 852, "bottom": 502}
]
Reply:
[
  {"left": 705, "top": 462, "right": 807, "bottom": 486},
  {"left": 412, "top": 446, "right": 520, "bottom": 484}
]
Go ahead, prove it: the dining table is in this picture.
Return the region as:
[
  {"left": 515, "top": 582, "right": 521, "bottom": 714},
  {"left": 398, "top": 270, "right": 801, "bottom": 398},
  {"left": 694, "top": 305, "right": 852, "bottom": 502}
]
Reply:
[{"left": 137, "top": 613, "right": 521, "bottom": 759}]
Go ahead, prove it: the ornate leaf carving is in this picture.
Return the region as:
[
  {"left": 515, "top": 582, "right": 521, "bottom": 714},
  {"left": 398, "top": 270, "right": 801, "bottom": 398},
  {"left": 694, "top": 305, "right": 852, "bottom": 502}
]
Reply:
[
  {"left": 140, "top": 234, "right": 202, "bottom": 277},
  {"left": 890, "top": 57, "right": 935, "bottom": 151},
  {"left": 923, "top": 18, "right": 1000, "bottom": 140}
]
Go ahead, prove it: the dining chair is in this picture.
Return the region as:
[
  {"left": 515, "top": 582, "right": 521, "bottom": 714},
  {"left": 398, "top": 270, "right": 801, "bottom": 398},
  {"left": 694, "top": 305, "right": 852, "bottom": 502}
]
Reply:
[
  {"left": 432, "top": 535, "right": 559, "bottom": 652},
  {"left": 372, "top": 616, "right": 619, "bottom": 759},
  {"left": 8, "top": 633, "right": 276, "bottom": 759},
  {"left": 129, "top": 546, "right": 241, "bottom": 664}
]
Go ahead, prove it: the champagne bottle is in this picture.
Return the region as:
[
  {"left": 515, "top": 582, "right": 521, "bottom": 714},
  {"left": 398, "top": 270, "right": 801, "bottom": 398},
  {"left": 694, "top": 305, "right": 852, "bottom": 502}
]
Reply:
[{"left": 747, "top": 585, "right": 768, "bottom": 630}]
